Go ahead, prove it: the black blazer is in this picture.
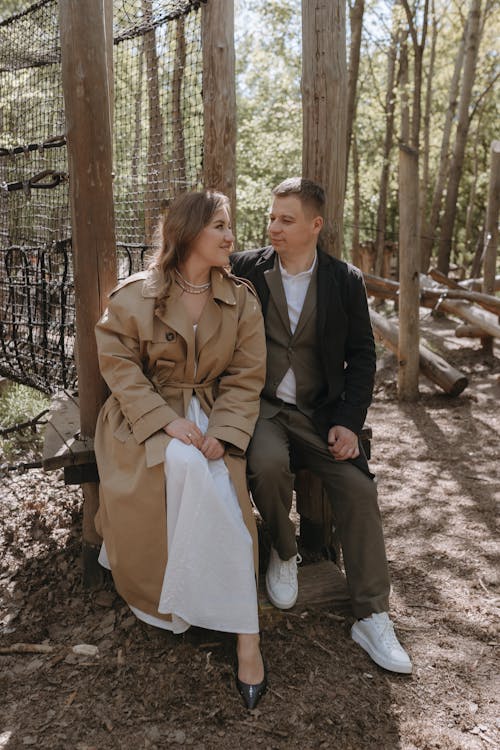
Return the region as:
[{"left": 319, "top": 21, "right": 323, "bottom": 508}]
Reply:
[{"left": 231, "top": 247, "right": 376, "bottom": 473}]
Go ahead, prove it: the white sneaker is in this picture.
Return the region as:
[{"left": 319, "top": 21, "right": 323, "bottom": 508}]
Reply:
[
  {"left": 351, "top": 612, "right": 412, "bottom": 674},
  {"left": 265, "top": 547, "right": 301, "bottom": 610}
]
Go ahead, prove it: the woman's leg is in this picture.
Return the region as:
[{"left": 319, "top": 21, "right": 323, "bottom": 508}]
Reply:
[{"left": 236, "top": 632, "right": 264, "bottom": 684}]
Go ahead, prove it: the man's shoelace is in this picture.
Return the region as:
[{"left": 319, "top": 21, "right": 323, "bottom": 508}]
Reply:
[
  {"left": 371, "top": 613, "right": 400, "bottom": 650},
  {"left": 278, "top": 553, "right": 302, "bottom": 583}
]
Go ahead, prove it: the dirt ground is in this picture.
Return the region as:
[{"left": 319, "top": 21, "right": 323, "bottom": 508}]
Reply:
[{"left": 1, "top": 312, "right": 499, "bottom": 750}]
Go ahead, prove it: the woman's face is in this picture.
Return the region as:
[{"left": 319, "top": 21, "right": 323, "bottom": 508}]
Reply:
[{"left": 187, "top": 205, "right": 234, "bottom": 268}]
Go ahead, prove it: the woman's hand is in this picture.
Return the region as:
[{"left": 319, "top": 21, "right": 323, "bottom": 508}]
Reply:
[
  {"left": 200, "top": 436, "right": 225, "bottom": 460},
  {"left": 164, "top": 418, "right": 203, "bottom": 448}
]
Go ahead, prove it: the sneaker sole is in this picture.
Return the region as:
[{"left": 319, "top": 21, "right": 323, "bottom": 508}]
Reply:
[
  {"left": 265, "top": 579, "right": 298, "bottom": 610},
  {"left": 351, "top": 626, "right": 412, "bottom": 674}
]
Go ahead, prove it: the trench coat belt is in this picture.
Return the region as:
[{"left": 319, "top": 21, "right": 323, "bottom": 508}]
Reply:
[
  {"left": 170, "top": 378, "right": 217, "bottom": 389},
  {"left": 162, "top": 378, "right": 218, "bottom": 419}
]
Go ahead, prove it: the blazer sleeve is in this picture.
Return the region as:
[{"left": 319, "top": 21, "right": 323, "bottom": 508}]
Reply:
[
  {"left": 95, "top": 287, "right": 179, "bottom": 444},
  {"left": 205, "top": 286, "right": 266, "bottom": 452}
]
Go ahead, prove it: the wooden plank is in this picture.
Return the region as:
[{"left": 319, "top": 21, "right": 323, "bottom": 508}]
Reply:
[
  {"left": 259, "top": 561, "right": 352, "bottom": 616},
  {"left": 42, "top": 393, "right": 95, "bottom": 471}
]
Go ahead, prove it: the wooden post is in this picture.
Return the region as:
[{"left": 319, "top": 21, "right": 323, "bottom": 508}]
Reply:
[
  {"left": 201, "top": 0, "right": 236, "bottom": 223},
  {"left": 302, "top": 0, "right": 347, "bottom": 258},
  {"left": 481, "top": 140, "right": 500, "bottom": 355},
  {"left": 59, "top": 0, "right": 117, "bottom": 586}
]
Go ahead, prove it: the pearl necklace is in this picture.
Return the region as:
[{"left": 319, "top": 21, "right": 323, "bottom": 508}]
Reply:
[{"left": 174, "top": 268, "right": 211, "bottom": 295}]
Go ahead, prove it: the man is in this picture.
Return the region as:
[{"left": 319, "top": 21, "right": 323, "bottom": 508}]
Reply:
[{"left": 230, "top": 177, "right": 412, "bottom": 674}]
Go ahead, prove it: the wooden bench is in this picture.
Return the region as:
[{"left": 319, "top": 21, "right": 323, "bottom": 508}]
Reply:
[{"left": 42, "top": 391, "right": 370, "bottom": 611}]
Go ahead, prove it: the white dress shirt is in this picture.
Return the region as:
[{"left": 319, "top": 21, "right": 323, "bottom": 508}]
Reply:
[{"left": 276, "top": 253, "right": 317, "bottom": 404}]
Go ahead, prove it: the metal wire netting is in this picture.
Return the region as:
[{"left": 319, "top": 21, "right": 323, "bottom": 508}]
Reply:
[{"left": 0, "top": 0, "right": 205, "bottom": 394}]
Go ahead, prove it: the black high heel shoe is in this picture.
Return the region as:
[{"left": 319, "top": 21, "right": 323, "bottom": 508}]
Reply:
[{"left": 235, "top": 669, "right": 267, "bottom": 710}]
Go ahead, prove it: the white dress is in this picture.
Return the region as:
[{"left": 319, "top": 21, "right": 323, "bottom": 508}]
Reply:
[{"left": 99, "top": 330, "right": 259, "bottom": 635}]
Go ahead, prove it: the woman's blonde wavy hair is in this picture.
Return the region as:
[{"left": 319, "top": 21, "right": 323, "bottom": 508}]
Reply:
[{"left": 149, "top": 189, "right": 231, "bottom": 313}]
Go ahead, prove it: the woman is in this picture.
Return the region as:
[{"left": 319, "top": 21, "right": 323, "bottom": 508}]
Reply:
[{"left": 94, "top": 190, "right": 267, "bottom": 709}]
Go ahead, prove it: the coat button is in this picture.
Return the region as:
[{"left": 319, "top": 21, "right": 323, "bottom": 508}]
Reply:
[{"left": 165, "top": 332, "right": 175, "bottom": 341}]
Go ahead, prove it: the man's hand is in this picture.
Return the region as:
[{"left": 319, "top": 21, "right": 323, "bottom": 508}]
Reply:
[{"left": 327, "top": 425, "right": 360, "bottom": 461}]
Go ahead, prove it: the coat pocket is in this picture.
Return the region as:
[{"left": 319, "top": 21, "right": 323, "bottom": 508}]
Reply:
[
  {"left": 156, "top": 358, "right": 176, "bottom": 371},
  {"left": 113, "top": 417, "right": 133, "bottom": 443},
  {"left": 152, "top": 358, "right": 176, "bottom": 388}
]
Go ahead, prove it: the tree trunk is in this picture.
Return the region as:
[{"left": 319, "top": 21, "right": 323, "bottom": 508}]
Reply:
[
  {"left": 437, "top": 0, "right": 482, "bottom": 274},
  {"left": 420, "top": 26, "right": 466, "bottom": 272},
  {"left": 480, "top": 140, "right": 500, "bottom": 354},
  {"left": 370, "top": 309, "right": 468, "bottom": 396},
  {"left": 346, "top": 0, "right": 364, "bottom": 186},
  {"left": 400, "top": 0, "right": 429, "bottom": 269},
  {"left": 202, "top": 0, "right": 237, "bottom": 220},
  {"left": 464, "top": 118, "right": 482, "bottom": 261},
  {"left": 397, "top": 40, "right": 420, "bottom": 400},
  {"left": 351, "top": 132, "right": 361, "bottom": 267},
  {"left": 302, "top": 0, "right": 347, "bottom": 257},
  {"left": 482, "top": 141, "right": 500, "bottom": 295},
  {"left": 374, "top": 12, "right": 398, "bottom": 276},
  {"left": 419, "top": 0, "right": 437, "bottom": 269}
]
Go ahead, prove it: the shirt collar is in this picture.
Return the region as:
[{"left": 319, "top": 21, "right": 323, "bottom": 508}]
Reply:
[{"left": 278, "top": 251, "right": 317, "bottom": 280}]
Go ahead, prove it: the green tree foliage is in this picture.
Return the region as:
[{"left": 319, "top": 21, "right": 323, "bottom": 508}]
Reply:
[
  {"left": 235, "top": 0, "right": 302, "bottom": 250},
  {"left": 235, "top": 0, "right": 499, "bottom": 272}
]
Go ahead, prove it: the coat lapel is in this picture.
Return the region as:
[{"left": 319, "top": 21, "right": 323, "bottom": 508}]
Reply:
[
  {"left": 264, "top": 257, "right": 291, "bottom": 334},
  {"left": 147, "top": 271, "right": 196, "bottom": 379},
  {"left": 292, "top": 264, "right": 318, "bottom": 341}
]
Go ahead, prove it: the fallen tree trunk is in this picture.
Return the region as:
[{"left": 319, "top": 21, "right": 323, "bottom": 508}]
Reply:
[
  {"left": 460, "top": 276, "right": 500, "bottom": 292},
  {"left": 370, "top": 309, "right": 468, "bottom": 396},
  {"left": 364, "top": 273, "right": 500, "bottom": 338},
  {"left": 428, "top": 268, "right": 500, "bottom": 316},
  {"left": 364, "top": 271, "right": 500, "bottom": 316},
  {"left": 420, "top": 276, "right": 500, "bottom": 338},
  {"left": 455, "top": 324, "right": 485, "bottom": 338}
]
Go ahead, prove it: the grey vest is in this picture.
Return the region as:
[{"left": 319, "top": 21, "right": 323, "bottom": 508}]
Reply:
[{"left": 261, "top": 260, "right": 324, "bottom": 417}]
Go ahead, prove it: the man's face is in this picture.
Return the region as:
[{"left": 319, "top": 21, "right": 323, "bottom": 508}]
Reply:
[{"left": 267, "top": 195, "right": 322, "bottom": 256}]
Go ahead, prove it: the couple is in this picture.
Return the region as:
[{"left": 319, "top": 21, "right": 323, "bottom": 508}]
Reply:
[{"left": 94, "top": 178, "right": 412, "bottom": 712}]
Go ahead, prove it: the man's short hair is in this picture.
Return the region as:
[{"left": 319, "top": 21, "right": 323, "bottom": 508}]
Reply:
[{"left": 272, "top": 177, "right": 325, "bottom": 218}]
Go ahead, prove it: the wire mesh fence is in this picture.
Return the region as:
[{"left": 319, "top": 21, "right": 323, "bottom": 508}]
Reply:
[{"left": 1, "top": 0, "right": 205, "bottom": 395}]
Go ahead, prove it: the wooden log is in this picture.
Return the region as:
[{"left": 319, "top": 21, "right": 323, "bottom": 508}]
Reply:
[
  {"left": 59, "top": 0, "right": 117, "bottom": 585},
  {"left": 364, "top": 272, "right": 500, "bottom": 338},
  {"left": 455, "top": 324, "right": 486, "bottom": 338},
  {"left": 201, "top": 0, "right": 236, "bottom": 220},
  {"left": 420, "top": 276, "right": 500, "bottom": 338},
  {"left": 365, "top": 270, "right": 500, "bottom": 316},
  {"left": 370, "top": 309, "right": 468, "bottom": 396},
  {"left": 460, "top": 276, "right": 500, "bottom": 292},
  {"left": 428, "top": 268, "right": 500, "bottom": 316}
]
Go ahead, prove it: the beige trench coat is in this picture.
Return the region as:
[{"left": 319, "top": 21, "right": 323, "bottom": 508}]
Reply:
[{"left": 94, "top": 267, "right": 266, "bottom": 622}]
